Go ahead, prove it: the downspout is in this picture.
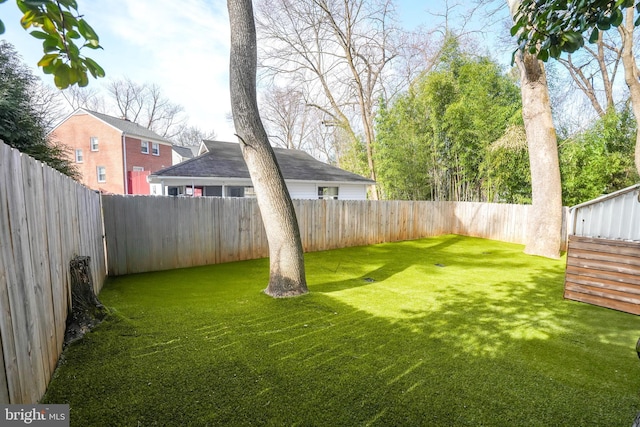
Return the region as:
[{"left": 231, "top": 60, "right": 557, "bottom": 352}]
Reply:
[{"left": 122, "top": 132, "right": 129, "bottom": 194}]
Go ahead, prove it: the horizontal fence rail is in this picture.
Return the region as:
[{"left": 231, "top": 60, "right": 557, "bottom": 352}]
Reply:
[
  {"left": 102, "top": 196, "right": 554, "bottom": 276},
  {"left": 0, "top": 141, "right": 106, "bottom": 404}
]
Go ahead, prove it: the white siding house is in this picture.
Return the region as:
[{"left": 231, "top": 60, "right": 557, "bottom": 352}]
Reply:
[{"left": 149, "top": 140, "right": 374, "bottom": 200}]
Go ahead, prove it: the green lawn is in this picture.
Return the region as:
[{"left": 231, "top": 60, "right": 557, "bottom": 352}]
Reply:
[{"left": 43, "top": 235, "right": 640, "bottom": 426}]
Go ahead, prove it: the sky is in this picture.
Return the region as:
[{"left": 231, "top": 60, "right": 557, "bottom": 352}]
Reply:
[{"left": 1, "top": 0, "right": 511, "bottom": 142}]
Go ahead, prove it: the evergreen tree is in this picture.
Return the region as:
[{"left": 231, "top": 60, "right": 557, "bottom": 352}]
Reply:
[{"left": 0, "top": 41, "right": 77, "bottom": 178}]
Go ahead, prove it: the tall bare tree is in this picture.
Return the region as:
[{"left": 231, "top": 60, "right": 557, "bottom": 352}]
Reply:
[
  {"left": 508, "top": 0, "right": 563, "bottom": 259},
  {"left": 259, "top": 84, "right": 341, "bottom": 162},
  {"left": 618, "top": 8, "right": 640, "bottom": 176},
  {"left": 106, "top": 77, "right": 186, "bottom": 138},
  {"left": 174, "top": 125, "right": 218, "bottom": 147},
  {"left": 557, "top": 31, "right": 622, "bottom": 118},
  {"left": 60, "top": 85, "right": 107, "bottom": 113},
  {"left": 256, "top": 0, "right": 408, "bottom": 198},
  {"left": 228, "top": 0, "right": 308, "bottom": 297},
  {"left": 260, "top": 85, "right": 313, "bottom": 150}
]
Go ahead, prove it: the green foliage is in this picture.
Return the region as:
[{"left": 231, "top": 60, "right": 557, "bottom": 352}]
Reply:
[
  {"left": 375, "top": 43, "right": 523, "bottom": 201},
  {"left": 336, "top": 133, "right": 370, "bottom": 180},
  {"left": 0, "top": 0, "right": 104, "bottom": 88},
  {"left": 41, "top": 236, "right": 639, "bottom": 425},
  {"left": 483, "top": 125, "right": 532, "bottom": 204},
  {"left": 0, "top": 41, "right": 78, "bottom": 178},
  {"left": 511, "top": 0, "right": 638, "bottom": 61},
  {"left": 559, "top": 107, "right": 639, "bottom": 205},
  {"left": 374, "top": 91, "right": 435, "bottom": 200}
]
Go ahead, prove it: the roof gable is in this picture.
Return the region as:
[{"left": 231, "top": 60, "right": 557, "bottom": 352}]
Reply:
[
  {"left": 172, "top": 145, "right": 197, "bottom": 159},
  {"left": 153, "top": 140, "right": 375, "bottom": 183}
]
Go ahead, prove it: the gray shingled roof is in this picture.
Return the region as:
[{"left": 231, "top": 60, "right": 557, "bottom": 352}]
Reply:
[
  {"left": 82, "top": 109, "right": 173, "bottom": 144},
  {"left": 152, "top": 140, "right": 375, "bottom": 183},
  {"left": 172, "top": 145, "right": 196, "bottom": 159}
]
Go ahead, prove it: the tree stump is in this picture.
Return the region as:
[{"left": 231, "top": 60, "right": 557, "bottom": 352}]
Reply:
[{"left": 64, "top": 256, "right": 107, "bottom": 346}]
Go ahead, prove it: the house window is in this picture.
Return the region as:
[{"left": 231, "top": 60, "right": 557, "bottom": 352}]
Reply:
[
  {"left": 226, "top": 186, "right": 245, "bottom": 197},
  {"left": 151, "top": 142, "right": 160, "bottom": 156},
  {"left": 90, "top": 136, "right": 98, "bottom": 151},
  {"left": 204, "top": 186, "right": 222, "bottom": 197},
  {"left": 75, "top": 149, "right": 83, "bottom": 163},
  {"left": 318, "top": 186, "right": 339, "bottom": 200},
  {"left": 141, "top": 141, "right": 149, "bottom": 154},
  {"left": 97, "top": 166, "right": 106, "bottom": 183}
]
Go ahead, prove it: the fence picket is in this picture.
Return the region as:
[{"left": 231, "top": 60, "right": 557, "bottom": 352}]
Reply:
[
  {"left": 0, "top": 141, "right": 105, "bottom": 404},
  {"left": 100, "top": 196, "right": 546, "bottom": 276}
]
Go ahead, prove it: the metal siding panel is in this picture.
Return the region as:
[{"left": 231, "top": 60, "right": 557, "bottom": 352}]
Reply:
[
  {"left": 574, "top": 187, "right": 640, "bottom": 242},
  {"left": 632, "top": 191, "right": 640, "bottom": 241},
  {"left": 619, "top": 192, "right": 633, "bottom": 240}
]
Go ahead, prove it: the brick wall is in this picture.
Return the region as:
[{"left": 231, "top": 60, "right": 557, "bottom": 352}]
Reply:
[
  {"left": 51, "top": 112, "right": 125, "bottom": 194},
  {"left": 124, "top": 137, "right": 172, "bottom": 192},
  {"left": 51, "top": 112, "right": 173, "bottom": 194}
]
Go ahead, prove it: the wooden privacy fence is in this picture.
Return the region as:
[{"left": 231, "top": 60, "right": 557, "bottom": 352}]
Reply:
[
  {"left": 102, "top": 196, "right": 550, "bottom": 276},
  {"left": 0, "top": 141, "right": 106, "bottom": 404}
]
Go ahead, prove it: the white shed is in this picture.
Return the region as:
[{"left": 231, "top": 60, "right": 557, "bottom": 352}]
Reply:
[
  {"left": 569, "top": 184, "right": 640, "bottom": 241},
  {"left": 564, "top": 184, "right": 640, "bottom": 315}
]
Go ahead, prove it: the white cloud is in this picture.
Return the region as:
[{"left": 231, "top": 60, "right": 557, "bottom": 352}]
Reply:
[
  {"left": 84, "top": 0, "right": 235, "bottom": 139},
  {"left": 2, "top": 0, "right": 235, "bottom": 140}
]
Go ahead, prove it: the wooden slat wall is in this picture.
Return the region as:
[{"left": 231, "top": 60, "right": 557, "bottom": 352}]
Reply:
[
  {"left": 0, "top": 141, "right": 106, "bottom": 404},
  {"left": 564, "top": 235, "right": 640, "bottom": 315},
  {"left": 103, "top": 196, "right": 557, "bottom": 276}
]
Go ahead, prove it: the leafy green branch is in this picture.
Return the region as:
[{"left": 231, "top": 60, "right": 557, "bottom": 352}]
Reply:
[
  {"left": 0, "top": 0, "right": 105, "bottom": 88},
  {"left": 511, "top": 0, "right": 639, "bottom": 61}
]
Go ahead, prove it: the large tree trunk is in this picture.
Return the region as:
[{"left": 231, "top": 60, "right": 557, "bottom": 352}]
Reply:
[
  {"left": 228, "top": 0, "right": 308, "bottom": 297},
  {"left": 508, "top": 0, "right": 563, "bottom": 259},
  {"left": 619, "top": 9, "right": 640, "bottom": 177},
  {"left": 515, "top": 52, "right": 563, "bottom": 259}
]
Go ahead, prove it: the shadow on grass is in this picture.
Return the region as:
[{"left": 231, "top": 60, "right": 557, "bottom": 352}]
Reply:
[{"left": 42, "top": 235, "right": 640, "bottom": 426}]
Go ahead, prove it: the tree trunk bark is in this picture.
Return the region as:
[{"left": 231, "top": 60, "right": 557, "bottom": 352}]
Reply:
[
  {"left": 619, "top": 9, "right": 640, "bottom": 177},
  {"left": 508, "top": 0, "right": 562, "bottom": 259},
  {"left": 515, "top": 52, "right": 563, "bottom": 259},
  {"left": 228, "top": 0, "right": 308, "bottom": 297}
]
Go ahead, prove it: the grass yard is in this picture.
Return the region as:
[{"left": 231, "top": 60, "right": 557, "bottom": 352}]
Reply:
[{"left": 43, "top": 235, "right": 640, "bottom": 426}]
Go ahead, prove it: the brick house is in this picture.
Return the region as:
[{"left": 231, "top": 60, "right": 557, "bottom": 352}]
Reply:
[{"left": 50, "top": 109, "right": 173, "bottom": 194}]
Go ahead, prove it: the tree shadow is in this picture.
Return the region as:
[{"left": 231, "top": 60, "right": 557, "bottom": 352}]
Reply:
[{"left": 42, "top": 235, "right": 640, "bottom": 426}]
